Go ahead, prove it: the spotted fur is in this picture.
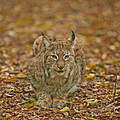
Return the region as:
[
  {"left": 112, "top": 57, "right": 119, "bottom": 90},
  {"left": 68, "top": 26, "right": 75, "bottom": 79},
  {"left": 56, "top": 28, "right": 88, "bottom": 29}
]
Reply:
[{"left": 27, "top": 32, "right": 85, "bottom": 107}]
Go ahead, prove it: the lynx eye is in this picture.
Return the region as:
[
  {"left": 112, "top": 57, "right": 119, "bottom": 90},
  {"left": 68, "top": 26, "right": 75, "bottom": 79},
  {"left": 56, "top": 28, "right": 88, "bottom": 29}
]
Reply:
[
  {"left": 51, "top": 55, "right": 58, "bottom": 60},
  {"left": 64, "top": 55, "right": 70, "bottom": 60}
]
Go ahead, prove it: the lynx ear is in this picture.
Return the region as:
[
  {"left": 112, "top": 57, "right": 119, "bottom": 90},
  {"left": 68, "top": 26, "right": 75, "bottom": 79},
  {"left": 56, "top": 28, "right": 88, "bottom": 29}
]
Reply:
[
  {"left": 42, "top": 36, "right": 50, "bottom": 49},
  {"left": 68, "top": 31, "right": 75, "bottom": 43},
  {"left": 33, "top": 36, "right": 43, "bottom": 56}
]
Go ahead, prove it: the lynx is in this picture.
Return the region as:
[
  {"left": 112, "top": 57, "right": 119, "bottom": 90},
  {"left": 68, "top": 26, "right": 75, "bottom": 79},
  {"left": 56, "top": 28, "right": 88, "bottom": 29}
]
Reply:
[{"left": 27, "top": 31, "right": 85, "bottom": 107}]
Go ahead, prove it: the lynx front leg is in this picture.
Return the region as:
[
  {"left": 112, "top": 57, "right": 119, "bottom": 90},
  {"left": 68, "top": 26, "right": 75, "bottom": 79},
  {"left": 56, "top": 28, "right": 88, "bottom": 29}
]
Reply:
[
  {"left": 52, "top": 97, "right": 66, "bottom": 108},
  {"left": 36, "top": 91, "right": 52, "bottom": 108}
]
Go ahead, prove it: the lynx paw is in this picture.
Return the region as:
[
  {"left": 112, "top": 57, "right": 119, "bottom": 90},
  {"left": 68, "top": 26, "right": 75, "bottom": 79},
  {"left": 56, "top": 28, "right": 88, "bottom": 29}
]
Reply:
[
  {"left": 36, "top": 100, "right": 51, "bottom": 108},
  {"left": 36, "top": 93, "right": 52, "bottom": 108},
  {"left": 52, "top": 99, "right": 66, "bottom": 108}
]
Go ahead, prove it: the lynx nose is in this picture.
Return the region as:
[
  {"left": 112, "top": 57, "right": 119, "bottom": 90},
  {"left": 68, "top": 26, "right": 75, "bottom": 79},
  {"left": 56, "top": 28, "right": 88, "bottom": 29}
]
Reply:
[
  {"left": 56, "top": 58, "right": 65, "bottom": 70},
  {"left": 58, "top": 66, "right": 64, "bottom": 70}
]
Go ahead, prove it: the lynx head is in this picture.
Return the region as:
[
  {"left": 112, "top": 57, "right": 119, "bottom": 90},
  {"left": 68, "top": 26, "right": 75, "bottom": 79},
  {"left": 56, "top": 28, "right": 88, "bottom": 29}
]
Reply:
[{"left": 42, "top": 31, "right": 75, "bottom": 77}]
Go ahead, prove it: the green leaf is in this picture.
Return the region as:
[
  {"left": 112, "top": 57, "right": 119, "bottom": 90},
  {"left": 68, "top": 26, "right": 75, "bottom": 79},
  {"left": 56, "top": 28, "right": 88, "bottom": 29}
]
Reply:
[
  {"left": 6, "top": 89, "right": 13, "bottom": 92},
  {"left": 29, "top": 98, "right": 36, "bottom": 103},
  {"left": 85, "top": 99, "right": 98, "bottom": 105},
  {"left": 60, "top": 106, "right": 70, "bottom": 112},
  {"left": 99, "top": 64, "right": 105, "bottom": 69},
  {"left": 88, "top": 116, "right": 96, "bottom": 120},
  {"left": 68, "top": 116, "right": 72, "bottom": 119},
  {"left": 41, "top": 106, "right": 47, "bottom": 109},
  {"left": 24, "top": 103, "right": 31, "bottom": 109}
]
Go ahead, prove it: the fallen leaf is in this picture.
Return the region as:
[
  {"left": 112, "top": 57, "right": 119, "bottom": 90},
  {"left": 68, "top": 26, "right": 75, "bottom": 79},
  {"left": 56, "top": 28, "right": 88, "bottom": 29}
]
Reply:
[
  {"left": 88, "top": 116, "right": 96, "bottom": 120},
  {"left": 106, "top": 94, "right": 114, "bottom": 98},
  {"left": 93, "top": 49, "right": 99, "bottom": 53},
  {"left": 84, "top": 73, "right": 95, "bottom": 79},
  {"left": 68, "top": 116, "right": 73, "bottom": 119},
  {"left": 101, "top": 81, "right": 109, "bottom": 87},
  {"left": 29, "top": 98, "right": 36, "bottom": 103},
  {"left": 106, "top": 112, "right": 113, "bottom": 119},
  {"left": 41, "top": 106, "right": 47, "bottom": 109},
  {"left": 6, "top": 113, "right": 12, "bottom": 118},
  {"left": 99, "top": 64, "right": 105, "bottom": 70},
  {"left": 14, "top": 89, "right": 21, "bottom": 92},
  {"left": 60, "top": 106, "right": 70, "bottom": 112},
  {"left": 16, "top": 73, "right": 27, "bottom": 78},
  {"left": 5, "top": 109, "right": 13, "bottom": 113},
  {"left": 4, "top": 77, "right": 17, "bottom": 83},
  {"left": 85, "top": 99, "right": 98, "bottom": 105},
  {"left": 116, "top": 88, "right": 120, "bottom": 94},
  {"left": 6, "top": 89, "right": 13, "bottom": 92},
  {"left": 24, "top": 103, "right": 32, "bottom": 109},
  {"left": 88, "top": 64, "right": 96, "bottom": 70}
]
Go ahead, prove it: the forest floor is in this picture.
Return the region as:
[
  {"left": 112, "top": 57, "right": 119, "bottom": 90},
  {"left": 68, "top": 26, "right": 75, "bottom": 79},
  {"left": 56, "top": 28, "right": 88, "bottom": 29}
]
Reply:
[{"left": 0, "top": 0, "right": 120, "bottom": 120}]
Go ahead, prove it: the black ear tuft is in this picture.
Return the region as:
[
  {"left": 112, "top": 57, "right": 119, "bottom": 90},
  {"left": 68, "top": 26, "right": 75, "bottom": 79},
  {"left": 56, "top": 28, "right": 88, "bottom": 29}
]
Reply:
[{"left": 68, "top": 31, "right": 75, "bottom": 42}]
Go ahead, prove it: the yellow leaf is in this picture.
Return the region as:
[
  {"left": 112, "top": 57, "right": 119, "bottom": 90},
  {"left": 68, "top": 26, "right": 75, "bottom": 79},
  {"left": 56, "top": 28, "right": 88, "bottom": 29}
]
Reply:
[
  {"left": 14, "top": 89, "right": 21, "bottom": 92},
  {"left": 41, "top": 106, "right": 47, "bottom": 109},
  {"left": 106, "top": 94, "right": 114, "bottom": 98},
  {"left": 106, "top": 112, "right": 113, "bottom": 119},
  {"left": 60, "top": 106, "right": 69, "bottom": 112},
  {"left": 67, "top": 100, "right": 75, "bottom": 104},
  {"left": 16, "top": 73, "right": 27, "bottom": 78},
  {"left": 5, "top": 109, "right": 13, "bottom": 113},
  {"left": 101, "top": 81, "right": 109, "bottom": 87},
  {"left": 116, "top": 89, "right": 120, "bottom": 94},
  {"left": 6, "top": 113, "right": 12, "bottom": 118},
  {"left": 88, "top": 116, "right": 96, "bottom": 120},
  {"left": 100, "top": 73, "right": 106, "bottom": 77},
  {"left": 88, "top": 64, "right": 96, "bottom": 69},
  {"left": 93, "top": 49, "right": 99, "bottom": 54},
  {"left": 96, "top": 81, "right": 109, "bottom": 87},
  {"left": 95, "top": 82, "right": 101, "bottom": 85},
  {"left": 85, "top": 99, "right": 98, "bottom": 105}
]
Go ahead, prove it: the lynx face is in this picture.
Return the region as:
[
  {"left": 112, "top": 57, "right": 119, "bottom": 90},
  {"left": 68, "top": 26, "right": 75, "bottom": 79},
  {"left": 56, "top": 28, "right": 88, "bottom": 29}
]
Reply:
[
  {"left": 45, "top": 43, "right": 74, "bottom": 76},
  {"left": 42, "top": 34, "right": 76, "bottom": 86}
]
